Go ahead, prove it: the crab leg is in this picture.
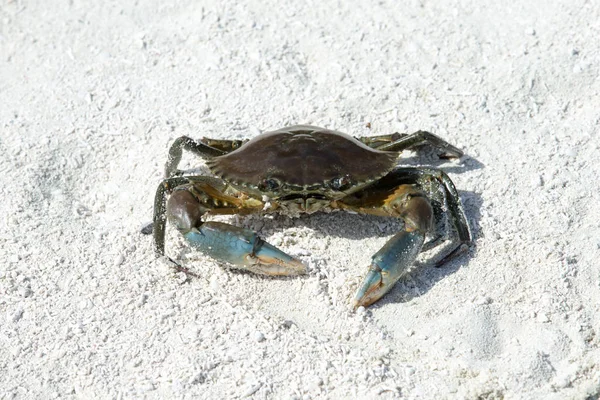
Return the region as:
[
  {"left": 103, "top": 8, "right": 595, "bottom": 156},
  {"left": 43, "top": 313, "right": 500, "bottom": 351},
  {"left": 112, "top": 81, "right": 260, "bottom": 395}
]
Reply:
[
  {"left": 350, "top": 185, "right": 433, "bottom": 308},
  {"left": 199, "top": 138, "right": 249, "bottom": 153},
  {"left": 393, "top": 167, "right": 472, "bottom": 263},
  {"left": 337, "top": 168, "right": 471, "bottom": 308},
  {"left": 164, "top": 136, "right": 226, "bottom": 178},
  {"left": 358, "top": 131, "right": 464, "bottom": 158},
  {"left": 181, "top": 221, "right": 305, "bottom": 276},
  {"left": 357, "top": 132, "right": 408, "bottom": 148},
  {"left": 152, "top": 176, "right": 305, "bottom": 276}
]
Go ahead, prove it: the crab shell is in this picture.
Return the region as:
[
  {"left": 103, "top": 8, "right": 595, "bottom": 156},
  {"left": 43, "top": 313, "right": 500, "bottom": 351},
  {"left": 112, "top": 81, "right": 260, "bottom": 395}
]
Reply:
[{"left": 206, "top": 125, "right": 398, "bottom": 199}]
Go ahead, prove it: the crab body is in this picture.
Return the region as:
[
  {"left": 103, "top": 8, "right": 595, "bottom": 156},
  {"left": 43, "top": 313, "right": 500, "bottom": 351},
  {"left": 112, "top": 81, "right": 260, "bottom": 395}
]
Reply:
[
  {"left": 149, "top": 125, "right": 471, "bottom": 308},
  {"left": 210, "top": 126, "right": 396, "bottom": 198},
  {"left": 204, "top": 126, "right": 400, "bottom": 216}
]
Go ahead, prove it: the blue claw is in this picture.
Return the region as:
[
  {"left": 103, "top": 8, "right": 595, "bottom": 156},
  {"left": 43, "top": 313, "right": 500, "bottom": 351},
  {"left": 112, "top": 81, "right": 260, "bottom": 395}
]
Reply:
[
  {"left": 353, "top": 230, "right": 425, "bottom": 309},
  {"left": 183, "top": 221, "right": 306, "bottom": 276}
]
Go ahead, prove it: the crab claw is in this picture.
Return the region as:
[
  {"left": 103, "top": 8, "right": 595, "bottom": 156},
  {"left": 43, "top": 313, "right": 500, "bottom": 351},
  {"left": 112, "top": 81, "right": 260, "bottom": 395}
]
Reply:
[
  {"left": 353, "top": 230, "right": 425, "bottom": 309},
  {"left": 183, "top": 221, "right": 306, "bottom": 276}
]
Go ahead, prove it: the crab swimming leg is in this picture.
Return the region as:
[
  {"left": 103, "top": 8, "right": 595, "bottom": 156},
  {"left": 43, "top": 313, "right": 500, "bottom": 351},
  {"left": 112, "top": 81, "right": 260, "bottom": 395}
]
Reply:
[
  {"left": 152, "top": 176, "right": 306, "bottom": 276},
  {"left": 337, "top": 168, "right": 471, "bottom": 308}
]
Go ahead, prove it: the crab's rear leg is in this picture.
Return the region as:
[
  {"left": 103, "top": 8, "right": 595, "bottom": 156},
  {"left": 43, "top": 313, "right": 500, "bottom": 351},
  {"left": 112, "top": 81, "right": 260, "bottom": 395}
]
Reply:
[
  {"left": 358, "top": 131, "right": 464, "bottom": 159},
  {"left": 152, "top": 176, "right": 305, "bottom": 277},
  {"left": 338, "top": 168, "right": 471, "bottom": 308}
]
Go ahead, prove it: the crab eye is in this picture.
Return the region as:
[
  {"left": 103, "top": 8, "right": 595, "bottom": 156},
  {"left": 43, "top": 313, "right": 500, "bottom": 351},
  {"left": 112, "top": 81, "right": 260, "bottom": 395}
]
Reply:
[
  {"left": 259, "top": 178, "right": 281, "bottom": 192},
  {"left": 329, "top": 175, "right": 353, "bottom": 191}
]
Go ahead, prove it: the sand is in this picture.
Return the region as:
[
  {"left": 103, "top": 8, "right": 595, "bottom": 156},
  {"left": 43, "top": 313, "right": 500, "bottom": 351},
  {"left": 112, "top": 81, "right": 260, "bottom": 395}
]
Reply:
[{"left": 1, "top": 0, "right": 599, "bottom": 398}]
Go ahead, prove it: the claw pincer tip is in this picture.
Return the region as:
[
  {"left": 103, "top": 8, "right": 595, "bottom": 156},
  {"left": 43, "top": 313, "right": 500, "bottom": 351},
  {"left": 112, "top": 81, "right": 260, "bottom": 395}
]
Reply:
[{"left": 353, "top": 230, "right": 425, "bottom": 309}]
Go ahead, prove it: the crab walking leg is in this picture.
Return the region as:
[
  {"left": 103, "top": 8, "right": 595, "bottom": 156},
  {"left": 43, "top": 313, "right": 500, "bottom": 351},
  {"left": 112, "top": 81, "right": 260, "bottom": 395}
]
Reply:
[
  {"left": 359, "top": 131, "right": 464, "bottom": 158},
  {"left": 393, "top": 167, "right": 472, "bottom": 265},
  {"left": 199, "top": 138, "right": 249, "bottom": 153},
  {"left": 158, "top": 179, "right": 305, "bottom": 276},
  {"left": 164, "top": 136, "right": 226, "bottom": 178},
  {"left": 152, "top": 176, "right": 194, "bottom": 256},
  {"left": 357, "top": 132, "right": 408, "bottom": 148},
  {"left": 351, "top": 186, "right": 434, "bottom": 308}
]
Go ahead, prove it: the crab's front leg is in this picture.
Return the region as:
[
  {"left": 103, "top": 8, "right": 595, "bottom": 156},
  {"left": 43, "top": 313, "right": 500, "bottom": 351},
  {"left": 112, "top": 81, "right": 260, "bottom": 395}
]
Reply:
[
  {"left": 348, "top": 186, "right": 433, "bottom": 308},
  {"left": 153, "top": 177, "right": 305, "bottom": 276},
  {"left": 338, "top": 168, "right": 471, "bottom": 308}
]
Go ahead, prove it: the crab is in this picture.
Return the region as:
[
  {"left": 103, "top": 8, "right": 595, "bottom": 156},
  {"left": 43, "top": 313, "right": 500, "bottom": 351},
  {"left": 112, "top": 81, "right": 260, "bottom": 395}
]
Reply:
[{"left": 147, "top": 125, "right": 471, "bottom": 308}]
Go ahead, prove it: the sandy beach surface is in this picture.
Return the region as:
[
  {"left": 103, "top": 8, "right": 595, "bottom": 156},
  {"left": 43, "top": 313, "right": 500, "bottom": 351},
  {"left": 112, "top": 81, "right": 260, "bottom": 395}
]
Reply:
[{"left": 1, "top": 0, "right": 599, "bottom": 398}]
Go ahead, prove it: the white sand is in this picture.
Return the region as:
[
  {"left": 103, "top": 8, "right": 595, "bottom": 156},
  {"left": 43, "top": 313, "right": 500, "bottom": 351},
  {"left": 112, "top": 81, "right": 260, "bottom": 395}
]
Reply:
[{"left": 1, "top": 0, "right": 599, "bottom": 398}]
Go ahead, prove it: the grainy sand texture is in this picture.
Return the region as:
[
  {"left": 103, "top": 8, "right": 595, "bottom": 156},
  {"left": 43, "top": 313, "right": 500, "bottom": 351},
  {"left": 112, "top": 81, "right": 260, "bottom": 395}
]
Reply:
[{"left": 1, "top": 0, "right": 599, "bottom": 399}]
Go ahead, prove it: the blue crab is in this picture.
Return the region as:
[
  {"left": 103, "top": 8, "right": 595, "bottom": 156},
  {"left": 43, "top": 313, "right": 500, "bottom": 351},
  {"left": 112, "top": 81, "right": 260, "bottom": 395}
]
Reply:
[{"left": 147, "top": 125, "right": 471, "bottom": 308}]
